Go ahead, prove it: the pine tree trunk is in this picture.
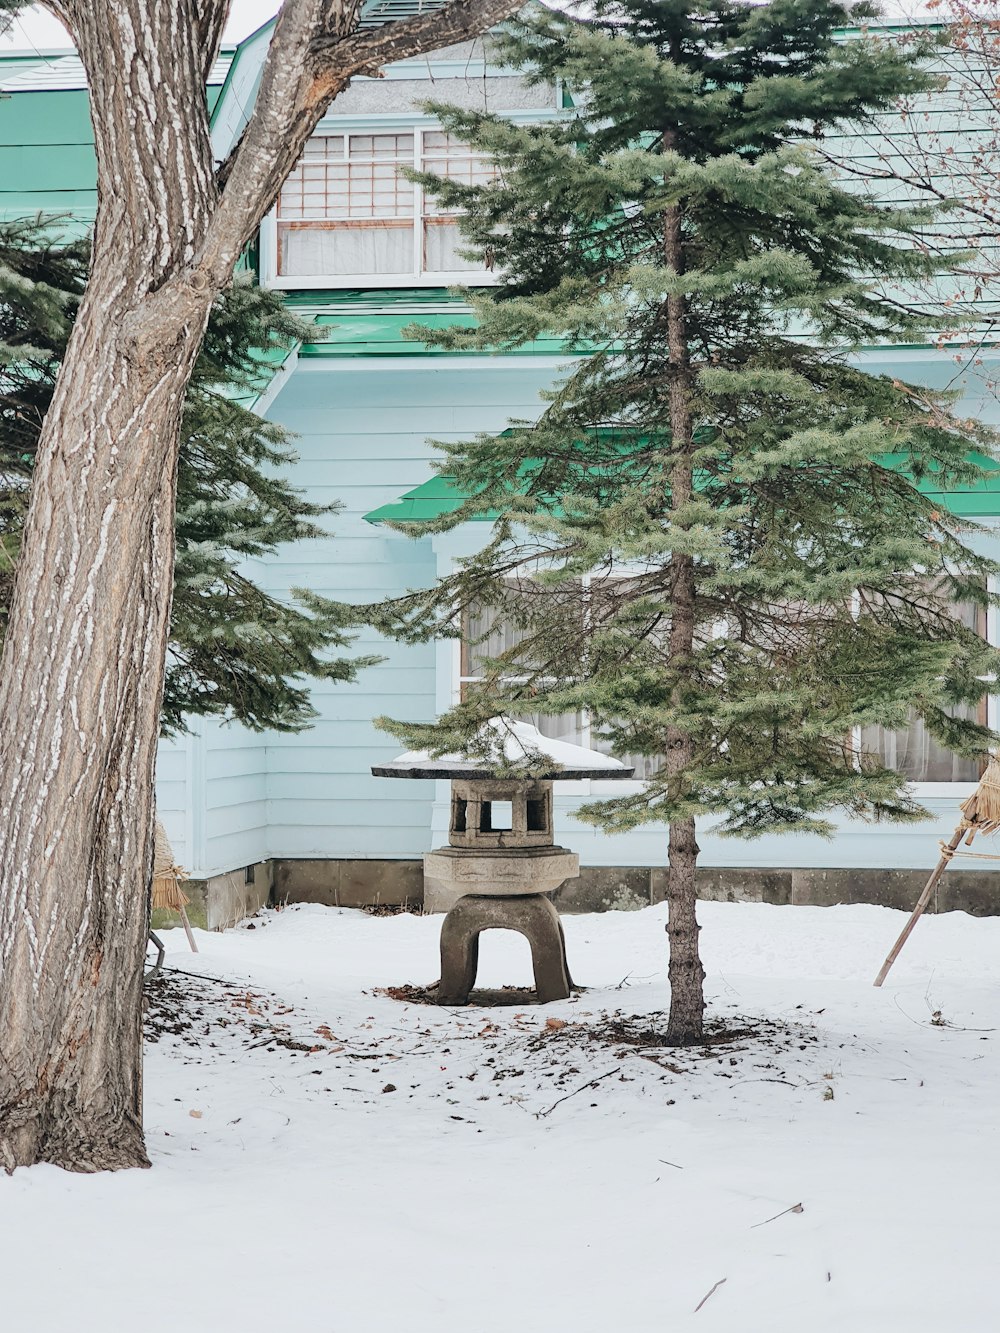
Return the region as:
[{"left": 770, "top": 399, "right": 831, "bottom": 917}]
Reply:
[
  {"left": 0, "top": 4, "right": 217, "bottom": 1172},
  {"left": 662, "top": 131, "right": 705, "bottom": 1046}
]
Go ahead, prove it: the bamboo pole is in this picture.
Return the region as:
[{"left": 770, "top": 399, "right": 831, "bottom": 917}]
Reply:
[
  {"left": 873, "top": 824, "right": 965, "bottom": 987},
  {"left": 873, "top": 755, "right": 1000, "bottom": 987},
  {"left": 177, "top": 903, "right": 199, "bottom": 954}
]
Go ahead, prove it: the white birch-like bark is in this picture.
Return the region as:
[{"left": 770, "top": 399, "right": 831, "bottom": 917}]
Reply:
[{"left": 0, "top": 0, "right": 518, "bottom": 1173}]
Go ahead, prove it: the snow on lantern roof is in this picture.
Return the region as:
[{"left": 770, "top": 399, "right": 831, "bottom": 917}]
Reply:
[{"left": 372, "top": 718, "right": 635, "bottom": 781}]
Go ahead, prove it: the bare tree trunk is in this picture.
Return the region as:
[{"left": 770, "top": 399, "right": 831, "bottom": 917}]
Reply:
[
  {"left": 0, "top": 0, "right": 520, "bottom": 1173},
  {"left": 0, "top": 313, "right": 207, "bottom": 1171},
  {"left": 0, "top": 3, "right": 216, "bottom": 1172},
  {"left": 662, "top": 130, "right": 705, "bottom": 1047}
]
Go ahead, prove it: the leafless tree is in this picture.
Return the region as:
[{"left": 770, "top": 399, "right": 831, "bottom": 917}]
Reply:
[
  {"left": 0, "top": 0, "right": 518, "bottom": 1174},
  {"left": 828, "top": 2, "right": 1000, "bottom": 351}
]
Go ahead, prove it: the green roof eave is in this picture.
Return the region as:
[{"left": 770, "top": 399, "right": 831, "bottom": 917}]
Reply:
[
  {"left": 285, "top": 292, "right": 564, "bottom": 357},
  {"left": 365, "top": 474, "right": 486, "bottom": 525},
  {"left": 880, "top": 450, "right": 1000, "bottom": 517},
  {"left": 365, "top": 449, "right": 1000, "bottom": 526}
]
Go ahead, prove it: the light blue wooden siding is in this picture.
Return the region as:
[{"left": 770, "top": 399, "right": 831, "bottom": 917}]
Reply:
[
  {"left": 202, "top": 722, "right": 268, "bottom": 874},
  {"left": 158, "top": 342, "right": 1000, "bottom": 875},
  {"left": 259, "top": 355, "right": 564, "bottom": 859},
  {"left": 155, "top": 736, "right": 191, "bottom": 868},
  {"left": 155, "top": 720, "right": 268, "bottom": 877},
  {"left": 424, "top": 784, "right": 1000, "bottom": 872}
]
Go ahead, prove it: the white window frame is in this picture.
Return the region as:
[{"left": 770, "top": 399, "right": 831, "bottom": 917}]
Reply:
[{"left": 262, "top": 121, "right": 504, "bottom": 290}]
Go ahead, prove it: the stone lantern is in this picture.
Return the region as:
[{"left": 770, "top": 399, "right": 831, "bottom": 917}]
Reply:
[{"left": 373, "top": 719, "right": 633, "bottom": 1005}]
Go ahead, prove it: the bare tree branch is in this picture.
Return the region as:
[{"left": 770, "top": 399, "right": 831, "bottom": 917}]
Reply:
[
  {"left": 317, "top": 0, "right": 515, "bottom": 68},
  {"left": 36, "top": 0, "right": 74, "bottom": 23},
  {"left": 193, "top": 0, "right": 234, "bottom": 84}
]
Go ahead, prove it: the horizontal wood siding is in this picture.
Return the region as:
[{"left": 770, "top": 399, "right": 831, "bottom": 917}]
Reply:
[
  {"left": 260, "top": 357, "right": 557, "bottom": 859},
  {"left": 201, "top": 721, "right": 268, "bottom": 876},
  {"left": 154, "top": 736, "right": 190, "bottom": 868},
  {"left": 161, "top": 344, "right": 1000, "bottom": 876}
]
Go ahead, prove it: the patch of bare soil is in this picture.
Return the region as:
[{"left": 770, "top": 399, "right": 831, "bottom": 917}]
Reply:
[
  {"left": 144, "top": 970, "right": 321, "bottom": 1056},
  {"left": 376, "top": 982, "right": 540, "bottom": 1007},
  {"left": 361, "top": 902, "right": 423, "bottom": 918},
  {"left": 144, "top": 966, "right": 837, "bottom": 1118}
]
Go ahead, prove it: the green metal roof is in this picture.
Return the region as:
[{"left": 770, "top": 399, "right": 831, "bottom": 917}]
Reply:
[
  {"left": 366, "top": 473, "right": 478, "bottom": 524},
  {"left": 365, "top": 449, "right": 1000, "bottom": 525},
  {"left": 0, "top": 49, "right": 234, "bottom": 227},
  {"left": 0, "top": 86, "right": 95, "bottom": 226},
  {"left": 279, "top": 289, "right": 566, "bottom": 357}
]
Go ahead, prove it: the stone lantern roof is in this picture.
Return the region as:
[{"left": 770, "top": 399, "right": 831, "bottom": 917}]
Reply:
[{"left": 372, "top": 717, "right": 635, "bottom": 781}]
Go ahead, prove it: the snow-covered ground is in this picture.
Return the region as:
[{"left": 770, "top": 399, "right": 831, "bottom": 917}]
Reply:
[{"left": 4, "top": 899, "right": 999, "bottom": 1332}]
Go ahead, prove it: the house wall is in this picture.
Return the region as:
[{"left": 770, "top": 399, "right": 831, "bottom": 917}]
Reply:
[
  {"left": 422, "top": 344, "right": 1000, "bottom": 875},
  {"left": 7, "top": 22, "right": 1000, "bottom": 893},
  {"left": 169, "top": 339, "right": 1000, "bottom": 887},
  {"left": 255, "top": 352, "right": 565, "bottom": 863}
]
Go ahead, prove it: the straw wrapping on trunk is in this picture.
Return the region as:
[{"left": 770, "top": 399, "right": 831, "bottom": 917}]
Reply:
[{"left": 151, "top": 819, "right": 189, "bottom": 912}]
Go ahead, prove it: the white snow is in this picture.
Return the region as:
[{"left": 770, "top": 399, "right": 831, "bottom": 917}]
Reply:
[
  {"left": 385, "top": 715, "right": 629, "bottom": 772},
  {"left": 4, "top": 898, "right": 1000, "bottom": 1332}
]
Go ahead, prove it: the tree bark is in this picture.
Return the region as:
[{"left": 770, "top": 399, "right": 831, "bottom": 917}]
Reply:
[
  {"left": 0, "top": 2, "right": 218, "bottom": 1173},
  {"left": 0, "top": 0, "right": 518, "bottom": 1173},
  {"left": 662, "top": 129, "right": 705, "bottom": 1047}
]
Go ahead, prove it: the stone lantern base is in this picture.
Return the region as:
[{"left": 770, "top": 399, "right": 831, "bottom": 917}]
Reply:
[
  {"left": 424, "top": 845, "right": 580, "bottom": 1005},
  {"left": 423, "top": 844, "right": 579, "bottom": 915},
  {"left": 438, "top": 893, "right": 573, "bottom": 1005}
]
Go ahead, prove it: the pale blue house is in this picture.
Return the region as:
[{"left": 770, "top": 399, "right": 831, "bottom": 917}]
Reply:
[{"left": 3, "top": 15, "right": 1000, "bottom": 921}]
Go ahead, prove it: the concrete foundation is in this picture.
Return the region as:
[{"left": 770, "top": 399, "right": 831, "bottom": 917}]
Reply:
[
  {"left": 151, "top": 858, "right": 271, "bottom": 933},
  {"left": 155, "top": 858, "right": 1000, "bottom": 927},
  {"left": 273, "top": 858, "right": 1000, "bottom": 917},
  {"left": 272, "top": 857, "right": 423, "bottom": 910}
]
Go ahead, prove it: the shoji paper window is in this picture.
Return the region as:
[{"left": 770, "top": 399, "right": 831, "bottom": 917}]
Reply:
[{"left": 276, "top": 130, "right": 495, "bottom": 279}]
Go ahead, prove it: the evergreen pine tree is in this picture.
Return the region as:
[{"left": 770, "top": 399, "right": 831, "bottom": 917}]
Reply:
[
  {"left": 0, "top": 216, "right": 370, "bottom": 736},
  {"left": 369, "top": 0, "right": 1000, "bottom": 1043}
]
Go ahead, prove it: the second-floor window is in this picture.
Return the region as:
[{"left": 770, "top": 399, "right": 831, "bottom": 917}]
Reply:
[{"left": 276, "top": 129, "right": 495, "bottom": 282}]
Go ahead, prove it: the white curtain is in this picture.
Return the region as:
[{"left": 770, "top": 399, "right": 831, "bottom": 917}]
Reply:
[
  {"left": 859, "top": 586, "right": 985, "bottom": 782},
  {"left": 423, "top": 220, "right": 481, "bottom": 272},
  {"left": 861, "top": 711, "right": 982, "bottom": 782},
  {"left": 280, "top": 223, "right": 412, "bottom": 277}
]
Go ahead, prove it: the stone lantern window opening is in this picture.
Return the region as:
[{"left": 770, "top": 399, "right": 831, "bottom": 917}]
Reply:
[
  {"left": 484, "top": 800, "right": 513, "bottom": 832},
  {"left": 447, "top": 778, "right": 554, "bottom": 850}
]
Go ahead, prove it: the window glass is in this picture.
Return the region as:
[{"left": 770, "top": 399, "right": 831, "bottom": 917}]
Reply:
[
  {"left": 859, "top": 584, "right": 987, "bottom": 782},
  {"left": 721, "top": 585, "right": 988, "bottom": 782},
  {"left": 462, "top": 579, "right": 989, "bottom": 785},
  {"left": 275, "top": 128, "right": 494, "bottom": 279},
  {"left": 860, "top": 708, "right": 984, "bottom": 783},
  {"left": 461, "top": 585, "right": 652, "bottom": 776}
]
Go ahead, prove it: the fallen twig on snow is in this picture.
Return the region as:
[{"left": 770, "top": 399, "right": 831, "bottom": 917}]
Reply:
[
  {"left": 626, "top": 1049, "right": 686, "bottom": 1074},
  {"left": 694, "top": 1278, "right": 727, "bottom": 1313},
  {"left": 154, "top": 965, "right": 256, "bottom": 990},
  {"left": 750, "top": 1202, "right": 803, "bottom": 1229},
  {"left": 536, "top": 1066, "right": 620, "bottom": 1118}
]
